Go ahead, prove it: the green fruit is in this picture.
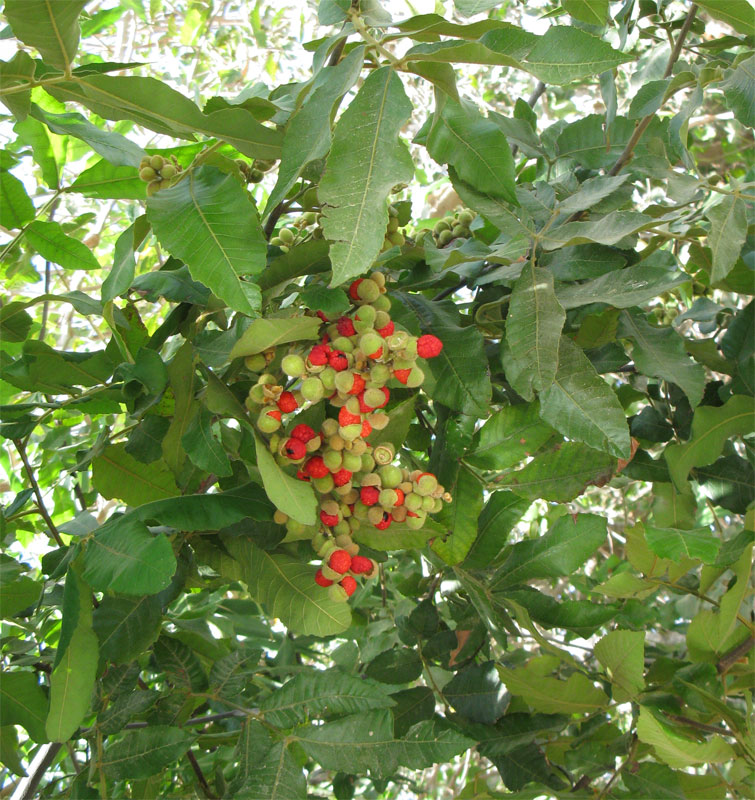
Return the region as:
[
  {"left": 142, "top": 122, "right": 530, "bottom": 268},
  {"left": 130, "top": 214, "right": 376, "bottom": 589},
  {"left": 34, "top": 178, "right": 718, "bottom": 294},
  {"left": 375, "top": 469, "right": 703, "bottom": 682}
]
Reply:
[
  {"left": 334, "top": 370, "right": 355, "bottom": 394},
  {"left": 334, "top": 520, "right": 351, "bottom": 537},
  {"left": 332, "top": 336, "right": 354, "bottom": 353},
  {"left": 433, "top": 220, "right": 450, "bottom": 234},
  {"left": 279, "top": 227, "right": 295, "bottom": 245},
  {"left": 406, "top": 512, "right": 426, "bottom": 530},
  {"left": 303, "top": 211, "right": 318, "bottom": 225},
  {"left": 247, "top": 384, "right": 266, "bottom": 404},
  {"left": 146, "top": 180, "right": 162, "bottom": 196},
  {"left": 458, "top": 210, "right": 474, "bottom": 225},
  {"left": 387, "top": 216, "right": 399, "bottom": 233},
  {"left": 367, "top": 506, "right": 385, "bottom": 525},
  {"left": 388, "top": 231, "right": 404, "bottom": 247},
  {"left": 361, "top": 453, "right": 376, "bottom": 472},
  {"left": 328, "top": 583, "right": 349, "bottom": 603},
  {"left": 379, "top": 489, "right": 398, "bottom": 508},
  {"left": 364, "top": 387, "right": 386, "bottom": 408},
  {"left": 279, "top": 245, "right": 290, "bottom": 253},
  {"left": 323, "top": 449, "right": 343, "bottom": 472},
  {"left": 139, "top": 166, "right": 157, "bottom": 181},
  {"left": 452, "top": 224, "right": 466, "bottom": 237},
  {"left": 438, "top": 230, "right": 453, "bottom": 246},
  {"left": 245, "top": 353, "right": 267, "bottom": 372},
  {"left": 270, "top": 236, "right": 283, "bottom": 246},
  {"left": 356, "top": 279, "right": 380, "bottom": 303},
  {"left": 320, "top": 366, "right": 337, "bottom": 391},
  {"left": 405, "top": 365, "right": 425, "bottom": 388},
  {"left": 339, "top": 423, "right": 362, "bottom": 441},
  {"left": 378, "top": 465, "right": 402, "bottom": 488},
  {"left": 360, "top": 332, "right": 383, "bottom": 358},
  {"left": 281, "top": 353, "right": 306, "bottom": 377},
  {"left": 370, "top": 364, "right": 391, "bottom": 384},
  {"left": 257, "top": 409, "right": 281, "bottom": 433},
  {"left": 313, "top": 474, "right": 335, "bottom": 493},
  {"left": 342, "top": 452, "right": 362, "bottom": 472},
  {"left": 150, "top": 155, "right": 165, "bottom": 170},
  {"left": 415, "top": 473, "right": 438, "bottom": 496},
  {"left": 160, "top": 164, "right": 177, "bottom": 179},
  {"left": 373, "top": 443, "right": 395, "bottom": 466},
  {"left": 373, "top": 294, "right": 391, "bottom": 312},
  {"left": 354, "top": 303, "right": 376, "bottom": 326},
  {"left": 301, "top": 377, "right": 324, "bottom": 403},
  {"left": 405, "top": 493, "right": 423, "bottom": 512},
  {"left": 249, "top": 168, "right": 264, "bottom": 182}
]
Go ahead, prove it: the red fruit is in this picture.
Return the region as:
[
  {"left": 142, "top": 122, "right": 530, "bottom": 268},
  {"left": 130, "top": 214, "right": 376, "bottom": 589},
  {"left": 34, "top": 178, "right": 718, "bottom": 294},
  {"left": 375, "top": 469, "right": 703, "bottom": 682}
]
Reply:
[
  {"left": 348, "top": 279, "right": 363, "bottom": 301},
  {"left": 316, "top": 311, "right": 329, "bottom": 323},
  {"left": 329, "top": 350, "right": 348, "bottom": 371},
  {"left": 339, "top": 407, "right": 362, "bottom": 426},
  {"left": 291, "top": 423, "right": 316, "bottom": 443},
  {"left": 308, "top": 345, "right": 329, "bottom": 366},
  {"left": 266, "top": 409, "right": 282, "bottom": 421},
  {"left": 394, "top": 368, "right": 411, "bottom": 385},
  {"left": 305, "top": 456, "right": 329, "bottom": 478},
  {"left": 407, "top": 510, "right": 419, "bottom": 517},
  {"left": 337, "top": 316, "right": 357, "bottom": 337},
  {"left": 358, "top": 392, "right": 375, "bottom": 413},
  {"left": 349, "top": 374, "right": 366, "bottom": 395},
  {"left": 283, "top": 438, "right": 307, "bottom": 460},
  {"left": 328, "top": 549, "right": 352, "bottom": 574},
  {"left": 333, "top": 468, "right": 353, "bottom": 487},
  {"left": 360, "top": 486, "right": 380, "bottom": 506},
  {"left": 377, "top": 320, "right": 395, "bottom": 338},
  {"left": 350, "top": 555, "right": 373, "bottom": 575},
  {"left": 361, "top": 420, "right": 372, "bottom": 438},
  {"left": 320, "top": 339, "right": 332, "bottom": 352},
  {"left": 296, "top": 469, "right": 310, "bottom": 481},
  {"left": 417, "top": 334, "right": 443, "bottom": 359},
  {"left": 365, "top": 345, "right": 383, "bottom": 359},
  {"left": 321, "top": 510, "right": 340, "bottom": 527},
  {"left": 375, "top": 512, "right": 392, "bottom": 530},
  {"left": 340, "top": 575, "right": 357, "bottom": 596},
  {"left": 394, "top": 488, "right": 405, "bottom": 506},
  {"left": 277, "top": 391, "right": 298, "bottom": 413},
  {"left": 315, "top": 568, "right": 333, "bottom": 587}
]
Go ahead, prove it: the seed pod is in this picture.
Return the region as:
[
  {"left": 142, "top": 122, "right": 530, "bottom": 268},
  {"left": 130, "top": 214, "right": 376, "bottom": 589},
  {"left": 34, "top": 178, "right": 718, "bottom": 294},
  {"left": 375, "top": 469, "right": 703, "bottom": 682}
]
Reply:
[
  {"left": 406, "top": 511, "right": 426, "bottom": 530},
  {"left": 379, "top": 489, "right": 398, "bottom": 508},
  {"left": 322, "top": 563, "right": 344, "bottom": 582},
  {"left": 405, "top": 365, "right": 425, "bottom": 388},
  {"left": 392, "top": 505, "right": 408, "bottom": 522},
  {"left": 350, "top": 438, "right": 368, "bottom": 456},
  {"left": 342, "top": 451, "right": 362, "bottom": 472},
  {"left": 146, "top": 180, "right": 162, "bottom": 196},
  {"left": 257, "top": 409, "right": 281, "bottom": 433},
  {"left": 361, "top": 472, "right": 381, "bottom": 488},
  {"left": 361, "top": 453, "right": 376, "bottom": 472},
  {"left": 368, "top": 412, "right": 390, "bottom": 430},
  {"left": 339, "top": 423, "right": 362, "bottom": 441},
  {"left": 405, "top": 492, "right": 423, "bottom": 512},
  {"left": 323, "top": 449, "right": 343, "bottom": 472},
  {"left": 356, "top": 279, "right": 380, "bottom": 303},
  {"left": 329, "top": 434, "right": 345, "bottom": 452},
  {"left": 273, "top": 509, "right": 288, "bottom": 525},
  {"left": 373, "top": 294, "right": 391, "bottom": 312},
  {"left": 415, "top": 472, "right": 438, "bottom": 496},
  {"left": 139, "top": 166, "right": 157, "bottom": 181},
  {"left": 370, "top": 271, "right": 386, "bottom": 288}
]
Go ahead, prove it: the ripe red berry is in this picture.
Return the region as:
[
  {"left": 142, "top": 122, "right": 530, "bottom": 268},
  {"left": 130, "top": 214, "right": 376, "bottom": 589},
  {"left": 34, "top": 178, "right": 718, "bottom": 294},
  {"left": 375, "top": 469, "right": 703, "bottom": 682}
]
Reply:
[
  {"left": 277, "top": 391, "right": 298, "bottom": 413},
  {"left": 377, "top": 320, "right": 395, "bottom": 338},
  {"left": 283, "top": 438, "right": 306, "bottom": 460},
  {"left": 375, "top": 512, "right": 392, "bottom": 530},
  {"left": 305, "top": 456, "right": 329, "bottom": 478},
  {"left": 361, "top": 420, "right": 372, "bottom": 438},
  {"left": 350, "top": 555, "right": 373, "bottom": 575},
  {"left": 316, "top": 311, "right": 329, "bottom": 323},
  {"left": 394, "top": 488, "right": 405, "bottom": 506},
  {"left": 417, "top": 334, "right": 443, "bottom": 359},
  {"left": 360, "top": 486, "right": 380, "bottom": 506},
  {"left": 365, "top": 345, "right": 383, "bottom": 359},
  {"left": 338, "top": 407, "right": 362, "bottom": 427},
  {"left": 296, "top": 469, "right": 310, "bottom": 481},
  {"left": 308, "top": 345, "right": 329, "bottom": 365},
  {"left": 291, "top": 423, "right": 316, "bottom": 443},
  {"left": 315, "top": 568, "right": 333, "bottom": 587},
  {"left": 328, "top": 549, "right": 352, "bottom": 574},
  {"left": 333, "top": 468, "right": 353, "bottom": 487},
  {"left": 336, "top": 316, "right": 357, "bottom": 337},
  {"left": 266, "top": 409, "right": 282, "bottom": 421},
  {"left": 394, "top": 368, "right": 411, "bottom": 384},
  {"left": 348, "top": 279, "right": 363, "bottom": 301},
  {"left": 348, "top": 373, "right": 366, "bottom": 395},
  {"left": 340, "top": 575, "right": 357, "bottom": 596},
  {"left": 329, "top": 350, "right": 349, "bottom": 371},
  {"left": 321, "top": 510, "right": 340, "bottom": 527}
]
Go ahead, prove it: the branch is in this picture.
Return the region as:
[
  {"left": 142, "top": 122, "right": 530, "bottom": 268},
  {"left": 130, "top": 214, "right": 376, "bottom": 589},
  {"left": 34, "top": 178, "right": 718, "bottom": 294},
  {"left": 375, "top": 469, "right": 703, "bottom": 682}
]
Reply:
[
  {"left": 13, "top": 439, "right": 65, "bottom": 547},
  {"left": 717, "top": 635, "right": 755, "bottom": 675},
  {"left": 607, "top": 4, "right": 698, "bottom": 176},
  {"left": 10, "top": 743, "right": 62, "bottom": 800},
  {"left": 186, "top": 749, "right": 217, "bottom": 799},
  {"left": 665, "top": 714, "right": 737, "bottom": 738}
]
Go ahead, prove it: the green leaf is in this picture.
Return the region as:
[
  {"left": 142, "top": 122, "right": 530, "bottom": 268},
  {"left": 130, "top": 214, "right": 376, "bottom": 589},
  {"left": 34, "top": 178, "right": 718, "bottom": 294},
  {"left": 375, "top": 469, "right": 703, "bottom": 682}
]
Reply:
[
  {"left": 101, "top": 726, "right": 195, "bottom": 780},
  {"left": 229, "top": 315, "right": 322, "bottom": 360},
  {"left": 558, "top": 174, "right": 631, "bottom": 215},
  {"left": 101, "top": 218, "right": 148, "bottom": 303},
  {"left": 707, "top": 195, "right": 747, "bottom": 283},
  {"left": 504, "top": 588, "right": 619, "bottom": 635},
  {"left": 296, "top": 709, "right": 474, "bottom": 777},
  {"left": 93, "top": 594, "right": 163, "bottom": 664},
  {"left": 0, "top": 51, "right": 36, "bottom": 118},
  {"left": 540, "top": 210, "right": 663, "bottom": 249},
  {"left": 147, "top": 166, "right": 265, "bottom": 316},
  {"left": 92, "top": 444, "right": 180, "bottom": 506},
  {"left": 0, "top": 574, "right": 42, "bottom": 617},
  {"left": 68, "top": 160, "right": 145, "bottom": 199},
  {"left": 98, "top": 690, "right": 159, "bottom": 735},
  {"left": 721, "top": 55, "right": 755, "bottom": 128},
  {"left": 696, "top": 0, "right": 755, "bottom": 35},
  {"left": 82, "top": 518, "right": 176, "bottom": 595},
  {"left": 555, "top": 264, "right": 689, "bottom": 310},
  {"left": 260, "top": 669, "right": 394, "bottom": 728},
  {"left": 628, "top": 79, "right": 672, "bottom": 119},
  {"left": 506, "top": 264, "right": 565, "bottom": 393},
  {"left": 594, "top": 629, "right": 645, "bottom": 702},
  {"left": 444, "top": 661, "right": 508, "bottom": 724},
  {"left": 181, "top": 406, "right": 232, "bottom": 477},
  {"left": 497, "top": 666, "right": 608, "bottom": 714},
  {"left": 46, "top": 621, "right": 98, "bottom": 741},
  {"left": 265, "top": 46, "right": 364, "bottom": 216},
  {"left": 253, "top": 431, "right": 317, "bottom": 526},
  {"left": 472, "top": 713, "right": 568, "bottom": 757},
  {"left": 393, "top": 293, "right": 492, "bottom": 416},
  {"left": 0, "top": 725, "right": 26, "bottom": 777},
  {"left": 523, "top": 26, "right": 632, "bottom": 84},
  {"left": 636, "top": 708, "right": 735, "bottom": 768},
  {"left": 0, "top": 172, "right": 35, "bottom": 231},
  {"left": 492, "top": 743, "right": 565, "bottom": 793},
  {"left": 0, "top": 671, "right": 49, "bottom": 742},
  {"left": 562, "top": 0, "right": 609, "bottom": 26},
  {"left": 464, "top": 491, "right": 530, "bottom": 569},
  {"left": 222, "top": 536, "right": 351, "bottom": 636},
  {"left": 405, "top": 40, "right": 522, "bottom": 69},
  {"left": 4, "top": 0, "right": 87, "bottom": 69},
  {"left": 454, "top": 0, "right": 504, "bottom": 15},
  {"left": 230, "top": 731, "right": 305, "bottom": 799},
  {"left": 208, "top": 646, "right": 261, "bottom": 700},
  {"left": 665, "top": 395, "right": 755, "bottom": 492},
  {"left": 618, "top": 310, "right": 705, "bottom": 407},
  {"left": 644, "top": 526, "right": 721, "bottom": 564},
  {"left": 540, "top": 336, "right": 630, "bottom": 458},
  {"left": 466, "top": 402, "right": 555, "bottom": 471},
  {"left": 320, "top": 67, "right": 414, "bottom": 287},
  {"left": 492, "top": 513, "right": 606, "bottom": 591},
  {"left": 432, "top": 466, "right": 484, "bottom": 565},
  {"left": 24, "top": 220, "right": 100, "bottom": 270},
  {"left": 496, "top": 442, "right": 617, "bottom": 502},
  {"left": 160, "top": 342, "right": 198, "bottom": 474},
  {"left": 426, "top": 97, "right": 516, "bottom": 204},
  {"left": 153, "top": 635, "right": 208, "bottom": 692}
]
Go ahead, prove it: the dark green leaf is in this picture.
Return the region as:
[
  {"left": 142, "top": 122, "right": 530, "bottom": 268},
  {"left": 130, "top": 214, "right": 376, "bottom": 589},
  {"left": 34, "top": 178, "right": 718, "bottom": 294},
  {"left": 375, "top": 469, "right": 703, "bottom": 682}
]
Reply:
[
  {"left": 4, "top": 0, "right": 87, "bottom": 69},
  {"left": 0, "top": 171, "right": 35, "bottom": 229},
  {"left": 181, "top": 406, "right": 232, "bottom": 477},
  {"left": 444, "top": 661, "right": 508, "bottom": 724},
  {"left": 92, "top": 444, "right": 180, "bottom": 505},
  {"left": 101, "top": 726, "right": 195, "bottom": 780},
  {"left": 0, "top": 671, "right": 49, "bottom": 742}
]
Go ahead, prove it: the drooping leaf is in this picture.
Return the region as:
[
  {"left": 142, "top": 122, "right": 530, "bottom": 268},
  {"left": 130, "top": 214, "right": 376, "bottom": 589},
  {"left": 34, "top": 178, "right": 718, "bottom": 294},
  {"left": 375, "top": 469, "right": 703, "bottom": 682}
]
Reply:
[
  {"left": 93, "top": 594, "right": 163, "bottom": 664},
  {"left": 540, "top": 211, "right": 663, "bottom": 250},
  {"left": 208, "top": 646, "right": 261, "bottom": 700},
  {"left": 0, "top": 574, "right": 42, "bottom": 617},
  {"left": 463, "top": 491, "right": 530, "bottom": 568},
  {"left": 432, "top": 466, "right": 484, "bottom": 564},
  {"left": 92, "top": 444, "right": 180, "bottom": 506},
  {"left": 721, "top": 55, "right": 755, "bottom": 129},
  {"left": 695, "top": 0, "right": 755, "bottom": 36},
  {"left": 594, "top": 629, "right": 645, "bottom": 702},
  {"left": 25, "top": 220, "right": 100, "bottom": 271},
  {"left": 0, "top": 171, "right": 35, "bottom": 229},
  {"left": 444, "top": 661, "right": 508, "bottom": 724},
  {"left": 706, "top": 195, "right": 747, "bottom": 283},
  {"left": 181, "top": 406, "right": 232, "bottom": 477},
  {"left": 319, "top": 67, "right": 414, "bottom": 287},
  {"left": 4, "top": 0, "right": 88, "bottom": 70},
  {"left": 540, "top": 336, "right": 630, "bottom": 458},
  {"left": 222, "top": 536, "right": 351, "bottom": 636},
  {"left": 97, "top": 690, "right": 160, "bottom": 735},
  {"left": 492, "top": 742, "right": 566, "bottom": 793},
  {"left": 153, "top": 634, "right": 208, "bottom": 692},
  {"left": 147, "top": 166, "right": 266, "bottom": 316}
]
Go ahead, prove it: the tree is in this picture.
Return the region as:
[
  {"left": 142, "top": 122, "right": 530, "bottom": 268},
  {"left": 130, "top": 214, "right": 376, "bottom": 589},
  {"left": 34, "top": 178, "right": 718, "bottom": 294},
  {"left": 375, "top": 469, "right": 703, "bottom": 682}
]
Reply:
[{"left": 0, "top": 0, "right": 753, "bottom": 797}]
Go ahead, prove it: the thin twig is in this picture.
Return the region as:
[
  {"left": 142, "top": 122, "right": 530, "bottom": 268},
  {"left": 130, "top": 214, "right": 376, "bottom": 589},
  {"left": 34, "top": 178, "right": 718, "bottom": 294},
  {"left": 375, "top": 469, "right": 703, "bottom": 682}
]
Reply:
[
  {"left": 665, "top": 714, "right": 737, "bottom": 738},
  {"left": 13, "top": 439, "right": 65, "bottom": 547},
  {"left": 186, "top": 749, "right": 218, "bottom": 799},
  {"left": 717, "top": 635, "right": 755, "bottom": 675},
  {"left": 597, "top": 734, "right": 637, "bottom": 800},
  {"left": 607, "top": 4, "right": 698, "bottom": 177}
]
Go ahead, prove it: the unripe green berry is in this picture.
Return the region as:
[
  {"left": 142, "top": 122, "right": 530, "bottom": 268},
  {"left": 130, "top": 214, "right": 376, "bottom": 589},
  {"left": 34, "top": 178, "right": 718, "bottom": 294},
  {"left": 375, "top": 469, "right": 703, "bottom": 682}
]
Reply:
[
  {"left": 373, "top": 443, "right": 395, "bottom": 466},
  {"left": 342, "top": 452, "right": 362, "bottom": 472},
  {"left": 150, "top": 155, "right": 165, "bottom": 170},
  {"left": 364, "top": 388, "right": 386, "bottom": 408},
  {"left": 160, "top": 164, "right": 177, "bottom": 179},
  {"left": 405, "top": 365, "right": 425, "bottom": 388},
  {"left": 249, "top": 168, "right": 264, "bottom": 182},
  {"left": 257, "top": 409, "right": 281, "bottom": 433},
  {"left": 361, "top": 453, "right": 376, "bottom": 472},
  {"left": 387, "top": 216, "right": 399, "bottom": 233},
  {"left": 303, "top": 211, "right": 318, "bottom": 225},
  {"left": 368, "top": 412, "right": 389, "bottom": 430},
  {"left": 279, "top": 227, "right": 295, "bottom": 245},
  {"left": 248, "top": 384, "right": 266, "bottom": 404},
  {"left": 281, "top": 353, "right": 306, "bottom": 377},
  {"left": 323, "top": 449, "right": 343, "bottom": 472},
  {"left": 146, "top": 180, "right": 162, "bottom": 196},
  {"left": 313, "top": 474, "right": 335, "bottom": 493},
  {"left": 406, "top": 511, "right": 426, "bottom": 530},
  {"left": 405, "top": 493, "right": 423, "bottom": 512},
  {"left": 416, "top": 473, "right": 438, "bottom": 496},
  {"left": 370, "top": 364, "right": 391, "bottom": 384},
  {"left": 301, "top": 377, "right": 324, "bottom": 403},
  {"left": 458, "top": 210, "right": 475, "bottom": 225},
  {"left": 335, "top": 371, "right": 356, "bottom": 394},
  {"left": 360, "top": 332, "right": 383, "bottom": 358},
  {"left": 367, "top": 506, "right": 385, "bottom": 525},
  {"left": 322, "top": 418, "right": 338, "bottom": 437},
  {"left": 438, "top": 230, "right": 453, "bottom": 246},
  {"left": 339, "top": 423, "right": 362, "bottom": 441},
  {"left": 422, "top": 494, "right": 436, "bottom": 512},
  {"left": 332, "top": 336, "right": 354, "bottom": 353},
  {"left": 334, "top": 520, "right": 351, "bottom": 537},
  {"left": 388, "top": 231, "right": 405, "bottom": 247},
  {"left": 356, "top": 279, "right": 380, "bottom": 303},
  {"left": 320, "top": 366, "right": 337, "bottom": 391},
  {"left": 433, "top": 220, "right": 450, "bottom": 234},
  {"left": 328, "top": 583, "right": 349, "bottom": 603},
  {"left": 379, "top": 489, "right": 398, "bottom": 508},
  {"left": 329, "top": 434, "right": 345, "bottom": 451},
  {"left": 373, "top": 294, "right": 391, "bottom": 312},
  {"left": 139, "top": 166, "right": 157, "bottom": 181},
  {"left": 379, "top": 465, "right": 402, "bottom": 488},
  {"left": 245, "top": 353, "right": 267, "bottom": 372}
]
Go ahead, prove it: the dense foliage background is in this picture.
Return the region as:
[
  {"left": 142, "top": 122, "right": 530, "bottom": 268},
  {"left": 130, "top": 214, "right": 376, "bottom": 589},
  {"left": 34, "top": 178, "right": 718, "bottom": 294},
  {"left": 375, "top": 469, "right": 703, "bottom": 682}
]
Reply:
[{"left": 0, "top": 0, "right": 753, "bottom": 798}]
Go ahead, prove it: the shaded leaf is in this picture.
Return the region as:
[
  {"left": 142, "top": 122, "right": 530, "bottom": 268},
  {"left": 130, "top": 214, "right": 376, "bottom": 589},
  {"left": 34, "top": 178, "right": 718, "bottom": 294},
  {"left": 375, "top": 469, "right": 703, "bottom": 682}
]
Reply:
[
  {"left": 444, "top": 661, "right": 508, "bottom": 724},
  {"left": 707, "top": 195, "right": 747, "bottom": 283},
  {"left": 92, "top": 444, "right": 179, "bottom": 506},
  {"left": 25, "top": 220, "right": 100, "bottom": 271},
  {"left": 594, "top": 629, "right": 645, "bottom": 702},
  {"left": 101, "top": 726, "right": 195, "bottom": 780},
  {"left": 0, "top": 671, "right": 49, "bottom": 742}
]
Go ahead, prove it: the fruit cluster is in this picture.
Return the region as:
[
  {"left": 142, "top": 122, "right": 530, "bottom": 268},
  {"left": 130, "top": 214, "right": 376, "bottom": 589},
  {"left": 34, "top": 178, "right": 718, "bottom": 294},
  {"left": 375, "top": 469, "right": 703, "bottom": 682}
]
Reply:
[
  {"left": 432, "top": 208, "right": 476, "bottom": 247},
  {"left": 236, "top": 157, "right": 277, "bottom": 184},
  {"left": 138, "top": 154, "right": 181, "bottom": 196},
  {"left": 245, "top": 273, "right": 448, "bottom": 602}
]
